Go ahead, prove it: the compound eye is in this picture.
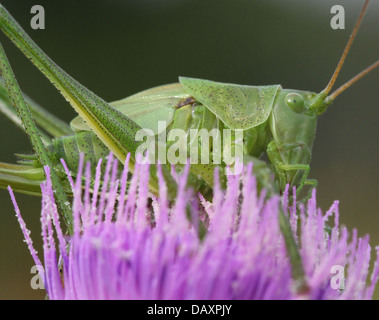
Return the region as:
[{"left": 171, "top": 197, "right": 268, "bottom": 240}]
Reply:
[{"left": 285, "top": 93, "right": 305, "bottom": 113}]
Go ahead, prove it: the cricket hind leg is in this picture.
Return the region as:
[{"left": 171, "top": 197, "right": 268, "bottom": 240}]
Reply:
[
  {"left": 0, "top": 4, "right": 143, "bottom": 164},
  {"left": 0, "top": 34, "right": 73, "bottom": 227},
  {"left": 0, "top": 5, "right": 169, "bottom": 197}
]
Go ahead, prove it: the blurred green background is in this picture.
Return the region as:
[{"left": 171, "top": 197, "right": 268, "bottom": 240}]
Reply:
[{"left": 0, "top": 0, "right": 378, "bottom": 299}]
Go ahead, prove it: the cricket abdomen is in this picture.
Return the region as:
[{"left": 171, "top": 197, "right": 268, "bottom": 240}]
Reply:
[{"left": 244, "top": 121, "right": 272, "bottom": 158}]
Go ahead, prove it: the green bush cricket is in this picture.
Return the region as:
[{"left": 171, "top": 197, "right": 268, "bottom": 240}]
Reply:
[
  {"left": 0, "top": 1, "right": 378, "bottom": 205},
  {"left": 0, "top": 0, "right": 378, "bottom": 297}
]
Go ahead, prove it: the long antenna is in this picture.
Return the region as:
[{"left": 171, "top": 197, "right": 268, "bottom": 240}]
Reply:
[
  {"left": 328, "top": 59, "right": 379, "bottom": 100},
  {"left": 322, "top": 0, "right": 370, "bottom": 97}
]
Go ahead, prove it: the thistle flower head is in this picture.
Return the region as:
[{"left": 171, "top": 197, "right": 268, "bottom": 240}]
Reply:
[{"left": 8, "top": 153, "right": 379, "bottom": 300}]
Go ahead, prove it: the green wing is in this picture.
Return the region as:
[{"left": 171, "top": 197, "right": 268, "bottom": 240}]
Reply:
[
  {"left": 179, "top": 77, "right": 281, "bottom": 130},
  {"left": 71, "top": 83, "right": 191, "bottom": 135}
]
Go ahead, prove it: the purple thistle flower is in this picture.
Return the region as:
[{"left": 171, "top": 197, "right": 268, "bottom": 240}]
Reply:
[{"left": 8, "top": 154, "right": 379, "bottom": 300}]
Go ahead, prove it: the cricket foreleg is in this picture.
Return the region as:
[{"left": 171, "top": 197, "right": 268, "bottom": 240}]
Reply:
[
  {"left": 244, "top": 152, "right": 309, "bottom": 293},
  {"left": 267, "top": 141, "right": 317, "bottom": 200}
]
